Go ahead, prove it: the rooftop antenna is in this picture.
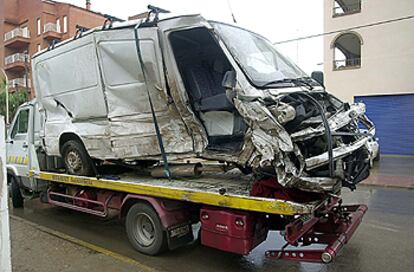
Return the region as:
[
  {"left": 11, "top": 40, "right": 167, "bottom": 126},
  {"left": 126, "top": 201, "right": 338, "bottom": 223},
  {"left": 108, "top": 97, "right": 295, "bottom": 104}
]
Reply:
[{"left": 227, "top": 0, "right": 237, "bottom": 24}]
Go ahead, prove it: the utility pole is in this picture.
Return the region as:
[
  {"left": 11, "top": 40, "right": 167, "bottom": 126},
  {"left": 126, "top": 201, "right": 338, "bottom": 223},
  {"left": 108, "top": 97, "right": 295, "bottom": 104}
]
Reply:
[
  {"left": 0, "top": 68, "right": 9, "bottom": 124},
  {"left": 226, "top": 0, "right": 237, "bottom": 24},
  {"left": 24, "top": 51, "right": 29, "bottom": 95}
]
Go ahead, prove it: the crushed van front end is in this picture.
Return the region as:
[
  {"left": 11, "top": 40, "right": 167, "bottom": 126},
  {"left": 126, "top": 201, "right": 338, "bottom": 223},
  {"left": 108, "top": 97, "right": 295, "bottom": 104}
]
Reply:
[{"left": 233, "top": 88, "right": 374, "bottom": 193}]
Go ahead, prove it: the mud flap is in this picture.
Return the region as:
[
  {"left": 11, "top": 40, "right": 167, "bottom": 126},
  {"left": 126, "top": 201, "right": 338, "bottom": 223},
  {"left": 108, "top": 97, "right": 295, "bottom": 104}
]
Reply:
[{"left": 166, "top": 223, "right": 194, "bottom": 250}]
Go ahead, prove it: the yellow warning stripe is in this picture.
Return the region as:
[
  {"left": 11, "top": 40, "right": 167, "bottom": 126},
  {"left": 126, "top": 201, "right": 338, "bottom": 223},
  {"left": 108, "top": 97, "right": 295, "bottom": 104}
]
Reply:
[
  {"left": 30, "top": 171, "right": 314, "bottom": 215},
  {"left": 7, "top": 155, "right": 29, "bottom": 165}
]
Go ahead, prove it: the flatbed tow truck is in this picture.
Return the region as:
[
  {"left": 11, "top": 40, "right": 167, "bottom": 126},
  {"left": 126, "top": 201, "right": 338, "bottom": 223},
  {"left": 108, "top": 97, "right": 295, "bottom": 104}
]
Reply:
[
  {"left": 22, "top": 167, "right": 366, "bottom": 263},
  {"left": 5, "top": 82, "right": 368, "bottom": 265},
  {"left": 6, "top": 8, "right": 369, "bottom": 264}
]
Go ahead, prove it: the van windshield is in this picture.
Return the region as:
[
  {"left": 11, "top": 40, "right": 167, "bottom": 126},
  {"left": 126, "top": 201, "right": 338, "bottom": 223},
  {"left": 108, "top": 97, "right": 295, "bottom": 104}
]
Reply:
[{"left": 211, "top": 22, "right": 307, "bottom": 87}]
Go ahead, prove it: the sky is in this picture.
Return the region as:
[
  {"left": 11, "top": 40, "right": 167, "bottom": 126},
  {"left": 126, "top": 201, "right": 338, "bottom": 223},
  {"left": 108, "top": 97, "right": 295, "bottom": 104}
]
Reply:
[{"left": 61, "top": 0, "right": 324, "bottom": 74}]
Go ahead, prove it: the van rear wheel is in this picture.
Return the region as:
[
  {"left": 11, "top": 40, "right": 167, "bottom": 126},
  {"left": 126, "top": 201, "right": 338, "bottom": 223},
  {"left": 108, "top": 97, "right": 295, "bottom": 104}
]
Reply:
[{"left": 62, "top": 140, "right": 94, "bottom": 176}]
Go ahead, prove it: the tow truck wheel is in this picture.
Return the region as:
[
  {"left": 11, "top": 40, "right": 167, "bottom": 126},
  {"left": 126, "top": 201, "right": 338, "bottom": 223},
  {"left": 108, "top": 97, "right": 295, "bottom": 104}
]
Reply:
[
  {"left": 62, "top": 140, "right": 94, "bottom": 176},
  {"left": 10, "top": 175, "right": 24, "bottom": 208},
  {"left": 126, "top": 202, "right": 167, "bottom": 255}
]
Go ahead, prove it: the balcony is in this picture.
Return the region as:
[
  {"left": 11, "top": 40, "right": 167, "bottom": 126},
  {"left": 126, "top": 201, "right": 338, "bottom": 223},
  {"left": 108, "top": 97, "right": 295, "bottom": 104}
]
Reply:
[
  {"left": 4, "top": 28, "right": 30, "bottom": 48},
  {"left": 333, "top": 58, "right": 361, "bottom": 70},
  {"left": 333, "top": 0, "right": 361, "bottom": 17},
  {"left": 4, "top": 53, "right": 29, "bottom": 73},
  {"left": 43, "top": 23, "right": 62, "bottom": 41},
  {"left": 8, "top": 78, "right": 31, "bottom": 92}
]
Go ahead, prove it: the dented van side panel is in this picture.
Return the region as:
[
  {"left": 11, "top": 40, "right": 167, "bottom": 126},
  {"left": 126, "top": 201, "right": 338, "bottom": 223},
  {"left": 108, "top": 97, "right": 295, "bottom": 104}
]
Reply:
[{"left": 33, "top": 26, "right": 195, "bottom": 160}]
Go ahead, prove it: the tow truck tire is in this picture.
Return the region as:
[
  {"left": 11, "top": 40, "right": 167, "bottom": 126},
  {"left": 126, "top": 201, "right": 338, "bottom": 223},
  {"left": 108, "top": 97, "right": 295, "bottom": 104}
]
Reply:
[
  {"left": 126, "top": 202, "right": 167, "bottom": 256},
  {"left": 62, "top": 140, "right": 94, "bottom": 176},
  {"left": 10, "top": 175, "right": 24, "bottom": 208}
]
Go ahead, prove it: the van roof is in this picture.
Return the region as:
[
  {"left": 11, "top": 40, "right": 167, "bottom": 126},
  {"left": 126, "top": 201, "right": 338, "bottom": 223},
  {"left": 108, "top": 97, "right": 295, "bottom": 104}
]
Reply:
[{"left": 32, "top": 14, "right": 202, "bottom": 59}]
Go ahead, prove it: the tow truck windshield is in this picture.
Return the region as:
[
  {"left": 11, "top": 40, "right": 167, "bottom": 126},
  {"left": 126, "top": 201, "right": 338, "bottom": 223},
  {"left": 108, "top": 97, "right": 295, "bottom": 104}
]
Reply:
[{"left": 212, "top": 22, "right": 308, "bottom": 87}]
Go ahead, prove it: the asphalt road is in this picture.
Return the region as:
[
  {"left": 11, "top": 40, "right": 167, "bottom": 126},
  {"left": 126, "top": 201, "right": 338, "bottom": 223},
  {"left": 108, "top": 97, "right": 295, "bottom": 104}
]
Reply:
[{"left": 11, "top": 184, "right": 414, "bottom": 272}]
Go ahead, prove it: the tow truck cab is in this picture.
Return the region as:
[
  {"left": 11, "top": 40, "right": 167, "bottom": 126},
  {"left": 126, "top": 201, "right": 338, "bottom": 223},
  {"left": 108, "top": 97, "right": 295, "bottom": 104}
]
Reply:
[{"left": 6, "top": 100, "right": 46, "bottom": 201}]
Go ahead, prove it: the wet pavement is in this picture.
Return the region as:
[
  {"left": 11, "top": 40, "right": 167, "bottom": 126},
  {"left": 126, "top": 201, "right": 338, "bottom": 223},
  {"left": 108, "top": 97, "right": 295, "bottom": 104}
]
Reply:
[
  {"left": 363, "top": 156, "right": 414, "bottom": 188},
  {"left": 10, "top": 182, "right": 414, "bottom": 272},
  {"left": 10, "top": 216, "right": 147, "bottom": 272}
]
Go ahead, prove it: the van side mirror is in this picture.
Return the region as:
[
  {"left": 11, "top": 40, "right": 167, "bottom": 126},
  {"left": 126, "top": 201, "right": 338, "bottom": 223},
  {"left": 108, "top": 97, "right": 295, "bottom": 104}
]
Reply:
[
  {"left": 311, "top": 71, "right": 324, "bottom": 86},
  {"left": 222, "top": 71, "right": 237, "bottom": 90}
]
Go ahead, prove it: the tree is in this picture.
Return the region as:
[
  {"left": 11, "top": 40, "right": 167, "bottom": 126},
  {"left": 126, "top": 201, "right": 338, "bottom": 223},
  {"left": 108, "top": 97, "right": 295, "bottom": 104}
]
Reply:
[{"left": 0, "top": 79, "right": 28, "bottom": 120}]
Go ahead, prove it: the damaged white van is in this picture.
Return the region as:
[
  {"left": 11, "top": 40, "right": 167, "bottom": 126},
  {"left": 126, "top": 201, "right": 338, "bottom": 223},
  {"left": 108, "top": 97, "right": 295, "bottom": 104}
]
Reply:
[{"left": 32, "top": 9, "right": 374, "bottom": 193}]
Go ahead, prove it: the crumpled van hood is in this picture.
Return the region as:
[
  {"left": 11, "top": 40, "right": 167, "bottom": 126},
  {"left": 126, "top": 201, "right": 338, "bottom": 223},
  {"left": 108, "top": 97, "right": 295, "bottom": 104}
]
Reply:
[{"left": 226, "top": 85, "right": 373, "bottom": 193}]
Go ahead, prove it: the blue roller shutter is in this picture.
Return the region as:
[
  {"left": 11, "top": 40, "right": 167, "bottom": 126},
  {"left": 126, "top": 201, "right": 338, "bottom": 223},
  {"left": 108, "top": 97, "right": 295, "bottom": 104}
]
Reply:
[{"left": 354, "top": 94, "right": 414, "bottom": 156}]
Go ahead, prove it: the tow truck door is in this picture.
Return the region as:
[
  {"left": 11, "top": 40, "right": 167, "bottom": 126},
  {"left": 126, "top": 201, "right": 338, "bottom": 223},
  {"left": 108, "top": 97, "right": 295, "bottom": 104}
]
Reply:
[{"left": 6, "top": 105, "right": 32, "bottom": 186}]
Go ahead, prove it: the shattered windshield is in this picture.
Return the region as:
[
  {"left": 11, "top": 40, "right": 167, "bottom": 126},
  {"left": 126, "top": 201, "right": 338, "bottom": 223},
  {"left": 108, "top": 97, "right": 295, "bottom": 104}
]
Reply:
[{"left": 211, "top": 22, "right": 307, "bottom": 87}]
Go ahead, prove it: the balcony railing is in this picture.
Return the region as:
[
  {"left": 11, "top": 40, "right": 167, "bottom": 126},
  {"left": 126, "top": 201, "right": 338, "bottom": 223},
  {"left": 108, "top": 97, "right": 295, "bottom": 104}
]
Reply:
[
  {"left": 8, "top": 78, "right": 31, "bottom": 89},
  {"left": 333, "top": 2, "right": 361, "bottom": 16},
  {"left": 43, "top": 23, "right": 61, "bottom": 33},
  {"left": 333, "top": 58, "right": 361, "bottom": 70},
  {"left": 5, "top": 53, "right": 29, "bottom": 65},
  {"left": 4, "top": 28, "right": 30, "bottom": 41}
]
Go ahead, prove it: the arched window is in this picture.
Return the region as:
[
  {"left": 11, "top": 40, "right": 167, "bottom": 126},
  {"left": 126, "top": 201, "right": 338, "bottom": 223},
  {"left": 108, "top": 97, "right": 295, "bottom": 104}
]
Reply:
[
  {"left": 333, "top": 0, "right": 361, "bottom": 16},
  {"left": 332, "top": 32, "right": 362, "bottom": 70}
]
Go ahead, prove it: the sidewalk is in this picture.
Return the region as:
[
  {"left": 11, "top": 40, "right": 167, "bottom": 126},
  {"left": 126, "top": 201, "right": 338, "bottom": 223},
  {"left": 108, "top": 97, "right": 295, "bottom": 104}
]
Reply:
[
  {"left": 362, "top": 156, "right": 414, "bottom": 189},
  {"left": 10, "top": 216, "right": 154, "bottom": 272}
]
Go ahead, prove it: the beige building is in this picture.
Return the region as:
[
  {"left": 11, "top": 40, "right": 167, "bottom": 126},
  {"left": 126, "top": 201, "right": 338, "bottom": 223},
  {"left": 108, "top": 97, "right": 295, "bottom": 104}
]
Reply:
[
  {"left": 323, "top": 0, "right": 414, "bottom": 156},
  {"left": 323, "top": 0, "right": 414, "bottom": 102}
]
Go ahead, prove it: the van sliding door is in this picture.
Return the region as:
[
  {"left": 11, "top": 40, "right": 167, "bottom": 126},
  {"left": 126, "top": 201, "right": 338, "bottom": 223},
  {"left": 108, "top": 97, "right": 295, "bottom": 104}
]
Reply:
[{"left": 95, "top": 27, "right": 194, "bottom": 159}]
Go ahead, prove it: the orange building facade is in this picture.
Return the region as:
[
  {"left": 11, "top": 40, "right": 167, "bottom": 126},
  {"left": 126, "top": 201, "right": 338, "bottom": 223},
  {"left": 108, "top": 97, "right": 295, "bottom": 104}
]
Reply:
[{"left": 0, "top": 0, "right": 110, "bottom": 97}]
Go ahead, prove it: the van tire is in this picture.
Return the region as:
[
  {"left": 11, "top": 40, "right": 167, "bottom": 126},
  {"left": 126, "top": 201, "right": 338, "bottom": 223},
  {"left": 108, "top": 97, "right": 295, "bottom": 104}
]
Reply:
[
  {"left": 62, "top": 140, "right": 94, "bottom": 176},
  {"left": 374, "top": 148, "right": 380, "bottom": 161},
  {"left": 126, "top": 202, "right": 167, "bottom": 255},
  {"left": 10, "top": 175, "right": 24, "bottom": 208}
]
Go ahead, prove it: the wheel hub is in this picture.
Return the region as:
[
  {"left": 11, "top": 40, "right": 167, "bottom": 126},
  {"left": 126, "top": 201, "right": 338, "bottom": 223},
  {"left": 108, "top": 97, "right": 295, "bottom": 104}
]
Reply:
[
  {"left": 66, "top": 151, "right": 82, "bottom": 171},
  {"left": 134, "top": 213, "right": 156, "bottom": 247}
]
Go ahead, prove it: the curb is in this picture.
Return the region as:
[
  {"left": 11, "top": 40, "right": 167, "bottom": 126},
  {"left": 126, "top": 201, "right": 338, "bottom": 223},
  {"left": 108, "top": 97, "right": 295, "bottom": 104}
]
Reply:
[{"left": 360, "top": 182, "right": 414, "bottom": 190}]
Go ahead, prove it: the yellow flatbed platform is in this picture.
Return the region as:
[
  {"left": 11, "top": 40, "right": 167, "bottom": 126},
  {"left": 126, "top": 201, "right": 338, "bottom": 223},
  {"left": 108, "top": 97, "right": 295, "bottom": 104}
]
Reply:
[{"left": 30, "top": 170, "right": 319, "bottom": 216}]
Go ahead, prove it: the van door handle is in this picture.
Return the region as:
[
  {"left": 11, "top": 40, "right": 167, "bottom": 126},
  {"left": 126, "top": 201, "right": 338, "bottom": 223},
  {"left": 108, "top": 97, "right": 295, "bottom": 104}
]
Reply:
[{"left": 22, "top": 143, "right": 29, "bottom": 148}]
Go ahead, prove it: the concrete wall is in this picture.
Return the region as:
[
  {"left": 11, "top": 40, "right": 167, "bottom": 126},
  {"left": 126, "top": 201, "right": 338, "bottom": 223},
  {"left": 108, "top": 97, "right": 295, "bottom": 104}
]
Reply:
[
  {"left": 323, "top": 0, "right": 414, "bottom": 102},
  {"left": 0, "top": 116, "right": 11, "bottom": 272}
]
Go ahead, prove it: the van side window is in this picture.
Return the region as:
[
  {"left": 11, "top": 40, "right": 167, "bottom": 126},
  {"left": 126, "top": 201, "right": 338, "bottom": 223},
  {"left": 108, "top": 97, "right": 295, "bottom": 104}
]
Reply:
[{"left": 11, "top": 109, "right": 29, "bottom": 138}]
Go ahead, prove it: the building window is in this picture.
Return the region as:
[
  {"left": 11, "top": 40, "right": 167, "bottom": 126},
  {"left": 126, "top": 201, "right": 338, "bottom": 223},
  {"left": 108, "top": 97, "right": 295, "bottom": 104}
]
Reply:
[
  {"left": 332, "top": 32, "right": 362, "bottom": 70},
  {"left": 37, "top": 18, "right": 41, "bottom": 35},
  {"left": 37, "top": 44, "right": 41, "bottom": 52},
  {"left": 20, "top": 26, "right": 29, "bottom": 38},
  {"left": 63, "top": 16, "right": 68, "bottom": 33},
  {"left": 333, "top": 0, "right": 361, "bottom": 17},
  {"left": 56, "top": 18, "right": 61, "bottom": 33}
]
